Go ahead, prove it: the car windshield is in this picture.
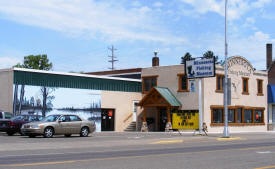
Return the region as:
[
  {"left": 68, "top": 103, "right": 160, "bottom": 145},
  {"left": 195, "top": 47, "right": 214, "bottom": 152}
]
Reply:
[
  {"left": 43, "top": 115, "right": 61, "bottom": 122},
  {"left": 11, "top": 115, "right": 25, "bottom": 121},
  {"left": 28, "top": 115, "right": 42, "bottom": 122},
  {"left": 5, "top": 112, "right": 13, "bottom": 119}
]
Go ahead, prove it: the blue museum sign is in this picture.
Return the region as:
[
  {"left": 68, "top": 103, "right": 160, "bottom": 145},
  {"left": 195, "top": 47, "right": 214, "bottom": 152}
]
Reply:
[{"left": 185, "top": 58, "right": 216, "bottom": 79}]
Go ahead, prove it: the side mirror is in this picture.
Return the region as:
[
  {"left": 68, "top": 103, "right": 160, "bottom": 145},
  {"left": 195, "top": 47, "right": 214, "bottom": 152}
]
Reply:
[{"left": 58, "top": 119, "right": 62, "bottom": 123}]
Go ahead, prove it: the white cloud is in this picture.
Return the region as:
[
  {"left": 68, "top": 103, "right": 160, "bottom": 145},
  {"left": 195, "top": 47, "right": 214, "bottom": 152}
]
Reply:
[
  {"left": 179, "top": 0, "right": 250, "bottom": 20},
  {"left": 0, "top": 57, "right": 20, "bottom": 69},
  {"left": 242, "top": 17, "right": 257, "bottom": 30},
  {"left": 131, "top": 1, "right": 142, "bottom": 7},
  {"left": 0, "top": 0, "right": 186, "bottom": 44},
  {"left": 153, "top": 2, "right": 163, "bottom": 8},
  {"left": 179, "top": 0, "right": 273, "bottom": 20},
  {"left": 180, "top": 0, "right": 223, "bottom": 15},
  {"left": 246, "top": 17, "right": 255, "bottom": 24},
  {"left": 252, "top": 0, "right": 272, "bottom": 8},
  {"left": 250, "top": 31, "right": 270, "bottom": 42},
  {"left": 198, "top": 31, "right": 274, "bottom": 70}
]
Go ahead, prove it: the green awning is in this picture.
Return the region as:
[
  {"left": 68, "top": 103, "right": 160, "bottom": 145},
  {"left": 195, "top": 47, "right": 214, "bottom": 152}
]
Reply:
[
  {"left": 13, "top": 68, "right": 141, "bottom": 93},
  {"left": 154, "top": 87, "right": 182, "bottom": 107},
  {"left": 139, "top": 87, "right": 182, "bottom": 107}
]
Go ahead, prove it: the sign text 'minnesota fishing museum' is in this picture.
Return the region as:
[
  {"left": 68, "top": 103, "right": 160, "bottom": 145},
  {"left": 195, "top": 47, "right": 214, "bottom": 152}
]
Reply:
[
  {"left": 185, "top": 58, "right": 215, "bottom": 79},
  {"left": 227, "top": 56, "right": 254, "bottom": 77}
]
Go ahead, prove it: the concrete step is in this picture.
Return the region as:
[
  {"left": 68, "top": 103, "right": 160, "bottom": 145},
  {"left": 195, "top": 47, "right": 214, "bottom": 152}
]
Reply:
[{"left": 124, "top": 121, "right": 137, "bottom": 132}]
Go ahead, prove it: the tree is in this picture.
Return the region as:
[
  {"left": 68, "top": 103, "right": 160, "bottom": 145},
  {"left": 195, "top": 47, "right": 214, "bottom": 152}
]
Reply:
[
  {"left": 30, "top": 97, "right": 35, "bottom": 107},
  {"left": 202, "top": 50, "right": 220, "bottom": 64},
  {"left": 181, "top": 52, "right": 193, "bottom": 64},
  {"left": 40, "top": 87, "right": 55, "bottom": 116},
  {"left": 14, "top": 54, "right": 53, "bottom": 117},
  {"left": 14, "top": 54, "right": 52, "bottom": 70},
  {"left": 36, "top": 98, "right": 41, "bottom": 107}
]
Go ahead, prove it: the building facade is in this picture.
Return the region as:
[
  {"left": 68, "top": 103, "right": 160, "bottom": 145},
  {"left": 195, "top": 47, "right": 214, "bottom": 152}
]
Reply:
[
  {"left": 138, "top": 56, "right": 268, "bottom": 132},
  {"left": 0, "top": 50, "right": 270, "bottom": 133},
  {"left": 0, "top": 68, "right": 142, "bottom": 132}
]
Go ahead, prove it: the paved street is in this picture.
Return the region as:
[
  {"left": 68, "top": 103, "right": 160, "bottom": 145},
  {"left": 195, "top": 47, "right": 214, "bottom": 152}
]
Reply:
[{"left": 0, "top": 132, "right": 275, "bottom": 169}]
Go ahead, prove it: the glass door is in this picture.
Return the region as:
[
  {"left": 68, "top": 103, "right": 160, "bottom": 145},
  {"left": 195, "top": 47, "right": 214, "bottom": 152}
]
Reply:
[
  {"left": 101, "top": 109, "right": 115, "bottom": 131},
  {"left": 159, "top": 108, "right": 167, "bottom": 131}
]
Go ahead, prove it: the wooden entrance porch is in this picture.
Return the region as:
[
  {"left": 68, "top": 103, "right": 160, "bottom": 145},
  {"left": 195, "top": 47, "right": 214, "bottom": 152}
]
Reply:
[{"left": 138, "top": 87, "right": 182, "bottom": 132}]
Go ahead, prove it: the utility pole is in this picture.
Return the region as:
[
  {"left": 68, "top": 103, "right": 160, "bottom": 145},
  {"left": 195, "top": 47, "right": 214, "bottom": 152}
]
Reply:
[
  {"left": 108, "top": 45, "right": 118, "bottom": 70},
  {"left": 223, "top": 0, "right": 230, "bottom": 138}
]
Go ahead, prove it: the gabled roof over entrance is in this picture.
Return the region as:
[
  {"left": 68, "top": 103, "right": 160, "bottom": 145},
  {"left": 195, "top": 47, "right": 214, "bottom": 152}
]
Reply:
[{"left": 138, "top": 87, "right": 182, "bottom": 107}]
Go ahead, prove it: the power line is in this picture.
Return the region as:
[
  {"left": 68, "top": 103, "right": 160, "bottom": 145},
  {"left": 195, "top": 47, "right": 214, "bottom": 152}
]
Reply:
[{"left": 108, "top": 45, "right": 118, "bottom": 70}]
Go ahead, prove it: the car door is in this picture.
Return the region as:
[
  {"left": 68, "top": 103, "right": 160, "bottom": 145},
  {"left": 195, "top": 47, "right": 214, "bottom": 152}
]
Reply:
[
  {"left": 57, "top": 115, "right": 70, "bottom": 134},
  {"left": 49, "top": 115, "right": 63, "bottom": 134},
  {"left": 69, "top": 115, "right": 82, "bottom": 133}
]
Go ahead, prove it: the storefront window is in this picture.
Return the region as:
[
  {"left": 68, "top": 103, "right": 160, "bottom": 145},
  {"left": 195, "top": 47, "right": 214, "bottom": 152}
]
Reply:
[
  {"left": 144, "top": 78, "right": 150, "bottom": 92},
  {"left": 213, "top": 109, "right": 223, "bottom": 123},
  {"left": 178, "top": 74, "right": 188, "bottom": 92},
  {"left": 211, "top": 106, "right": 264, "bottom": 125},
  {"left": 142, "top": 76, "right": 157, "bottom": 93},
  {"left": 181, "top": 76, "right": 187, "bottom": 90},
  {"left": 254, "top": 110, "right": 263, "bottom": 123},
  {"left": 257, "top": 79, "right": 263, "bottom": 96},
  {"left": 151, "top": 77, "right": 156, "bottom": 88},
  {"left": 242, "top": 77, "right": 249, "bottom": 95},
  {"left": 236, "top": 108, "right": 242, "bottom": 123},
  {"left": 244, "top": 109, "right": 253, "bottom": 123},
  {"left": 216, "top": 74, "right": 224, "bottom": 93},
  {"left": 228, "top": 109, "right": 235, "bottom": 123}
]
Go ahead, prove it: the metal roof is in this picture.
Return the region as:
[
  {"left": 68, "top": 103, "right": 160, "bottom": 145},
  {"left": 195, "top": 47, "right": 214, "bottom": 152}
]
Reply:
[
  {"left": 13, "top": 68, "right": 141, "bottom": 93},
  {"left": 154, "top": 87, "right": 182, "bottom": 107},
  {"left": 13, "top": 68, "right": 141, "bottom": 82}
]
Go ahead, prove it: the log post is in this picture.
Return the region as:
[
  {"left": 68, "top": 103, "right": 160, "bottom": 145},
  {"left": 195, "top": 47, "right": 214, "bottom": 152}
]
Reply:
[
  {"left": 165, "top": 107, "right": 172, "bottom": 132},
  {"left": 141, "top": 107, "right": 148, "bottom": 132}
]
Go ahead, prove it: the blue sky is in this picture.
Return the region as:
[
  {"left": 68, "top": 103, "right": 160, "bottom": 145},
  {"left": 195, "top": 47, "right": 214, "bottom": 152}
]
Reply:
[{"left": 0, "top": 0, "right": 274, "bottom": 72}]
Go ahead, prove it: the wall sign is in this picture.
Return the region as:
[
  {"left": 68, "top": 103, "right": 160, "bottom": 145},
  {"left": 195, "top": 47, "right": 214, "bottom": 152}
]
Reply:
[
  {"left": 185, "top": 58, "right": 215, "bottom": 79},
  {"left": 227, "top": 56, "right": 254, "bottom": 76},
  {"left": 172, "top": 110, "right": 199, "bottom": 130}
]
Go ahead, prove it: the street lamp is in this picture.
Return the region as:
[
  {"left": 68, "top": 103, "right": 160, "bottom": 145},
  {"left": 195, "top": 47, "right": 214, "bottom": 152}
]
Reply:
[{"left": 223, "top": 0, "right": 230, "bottom": 138}]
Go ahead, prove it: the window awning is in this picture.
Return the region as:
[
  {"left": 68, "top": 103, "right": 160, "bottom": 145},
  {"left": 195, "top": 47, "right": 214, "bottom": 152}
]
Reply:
[
  {"left": 138, "top": 87, "right": 182, "bottom": 107},
  {"left": 268, "top": 85, "right": 275, "bottom": 103}
]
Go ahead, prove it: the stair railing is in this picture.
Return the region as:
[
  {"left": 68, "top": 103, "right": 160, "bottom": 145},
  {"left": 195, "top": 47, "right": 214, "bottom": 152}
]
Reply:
[{"left": 123, "top": 112, "right": 133, "bottom": 123}]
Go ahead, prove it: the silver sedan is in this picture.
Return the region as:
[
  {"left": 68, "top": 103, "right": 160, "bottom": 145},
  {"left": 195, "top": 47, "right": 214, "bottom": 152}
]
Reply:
[{"left": 21, "top": 114, "right": 96, "bottom": 138}]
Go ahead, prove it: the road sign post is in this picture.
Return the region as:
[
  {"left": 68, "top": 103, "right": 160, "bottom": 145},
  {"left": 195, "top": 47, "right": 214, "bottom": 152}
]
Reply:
[
  {"left": 223, "top": 0, "right": 230, "bottom": 138},
  {"left": 185, "top": 57, "right": 215, "bottom": 135}
]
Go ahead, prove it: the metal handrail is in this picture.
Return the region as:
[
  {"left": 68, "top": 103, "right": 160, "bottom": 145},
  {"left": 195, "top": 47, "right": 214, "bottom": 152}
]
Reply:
[{"left": 123, "top": 112, "right": 133, "bottom": 123}]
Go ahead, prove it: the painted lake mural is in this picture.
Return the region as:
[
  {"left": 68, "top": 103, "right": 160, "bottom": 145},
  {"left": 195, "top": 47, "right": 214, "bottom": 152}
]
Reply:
[{"left": 13, "top": 85, "right": 102, "bottom": 132}]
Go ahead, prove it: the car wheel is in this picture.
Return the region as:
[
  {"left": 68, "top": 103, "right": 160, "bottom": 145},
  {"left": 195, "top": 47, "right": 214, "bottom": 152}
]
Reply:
[
  {"left": 80, "top": 127, "right": 89, "bottom": 137},
  {"left": 28, "top": 134, "right": 36, "bottom": 138},
  {"left": 64, "top": 134, "right": 72, "bottom": 137},
  {"left": 44, "top": 127, "right": 54, "bottom": 138},
  {"left": 19, "top": 131, "right": 25, "bottom": 136},
  {"left": 7, "top": 131, "right": 15, "bottom": 136}
]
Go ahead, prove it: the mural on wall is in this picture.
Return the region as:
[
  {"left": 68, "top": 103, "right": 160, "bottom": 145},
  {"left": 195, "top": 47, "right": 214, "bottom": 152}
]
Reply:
[{"left": 13, "top": 84, "right": 102, "bottom": 132}]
